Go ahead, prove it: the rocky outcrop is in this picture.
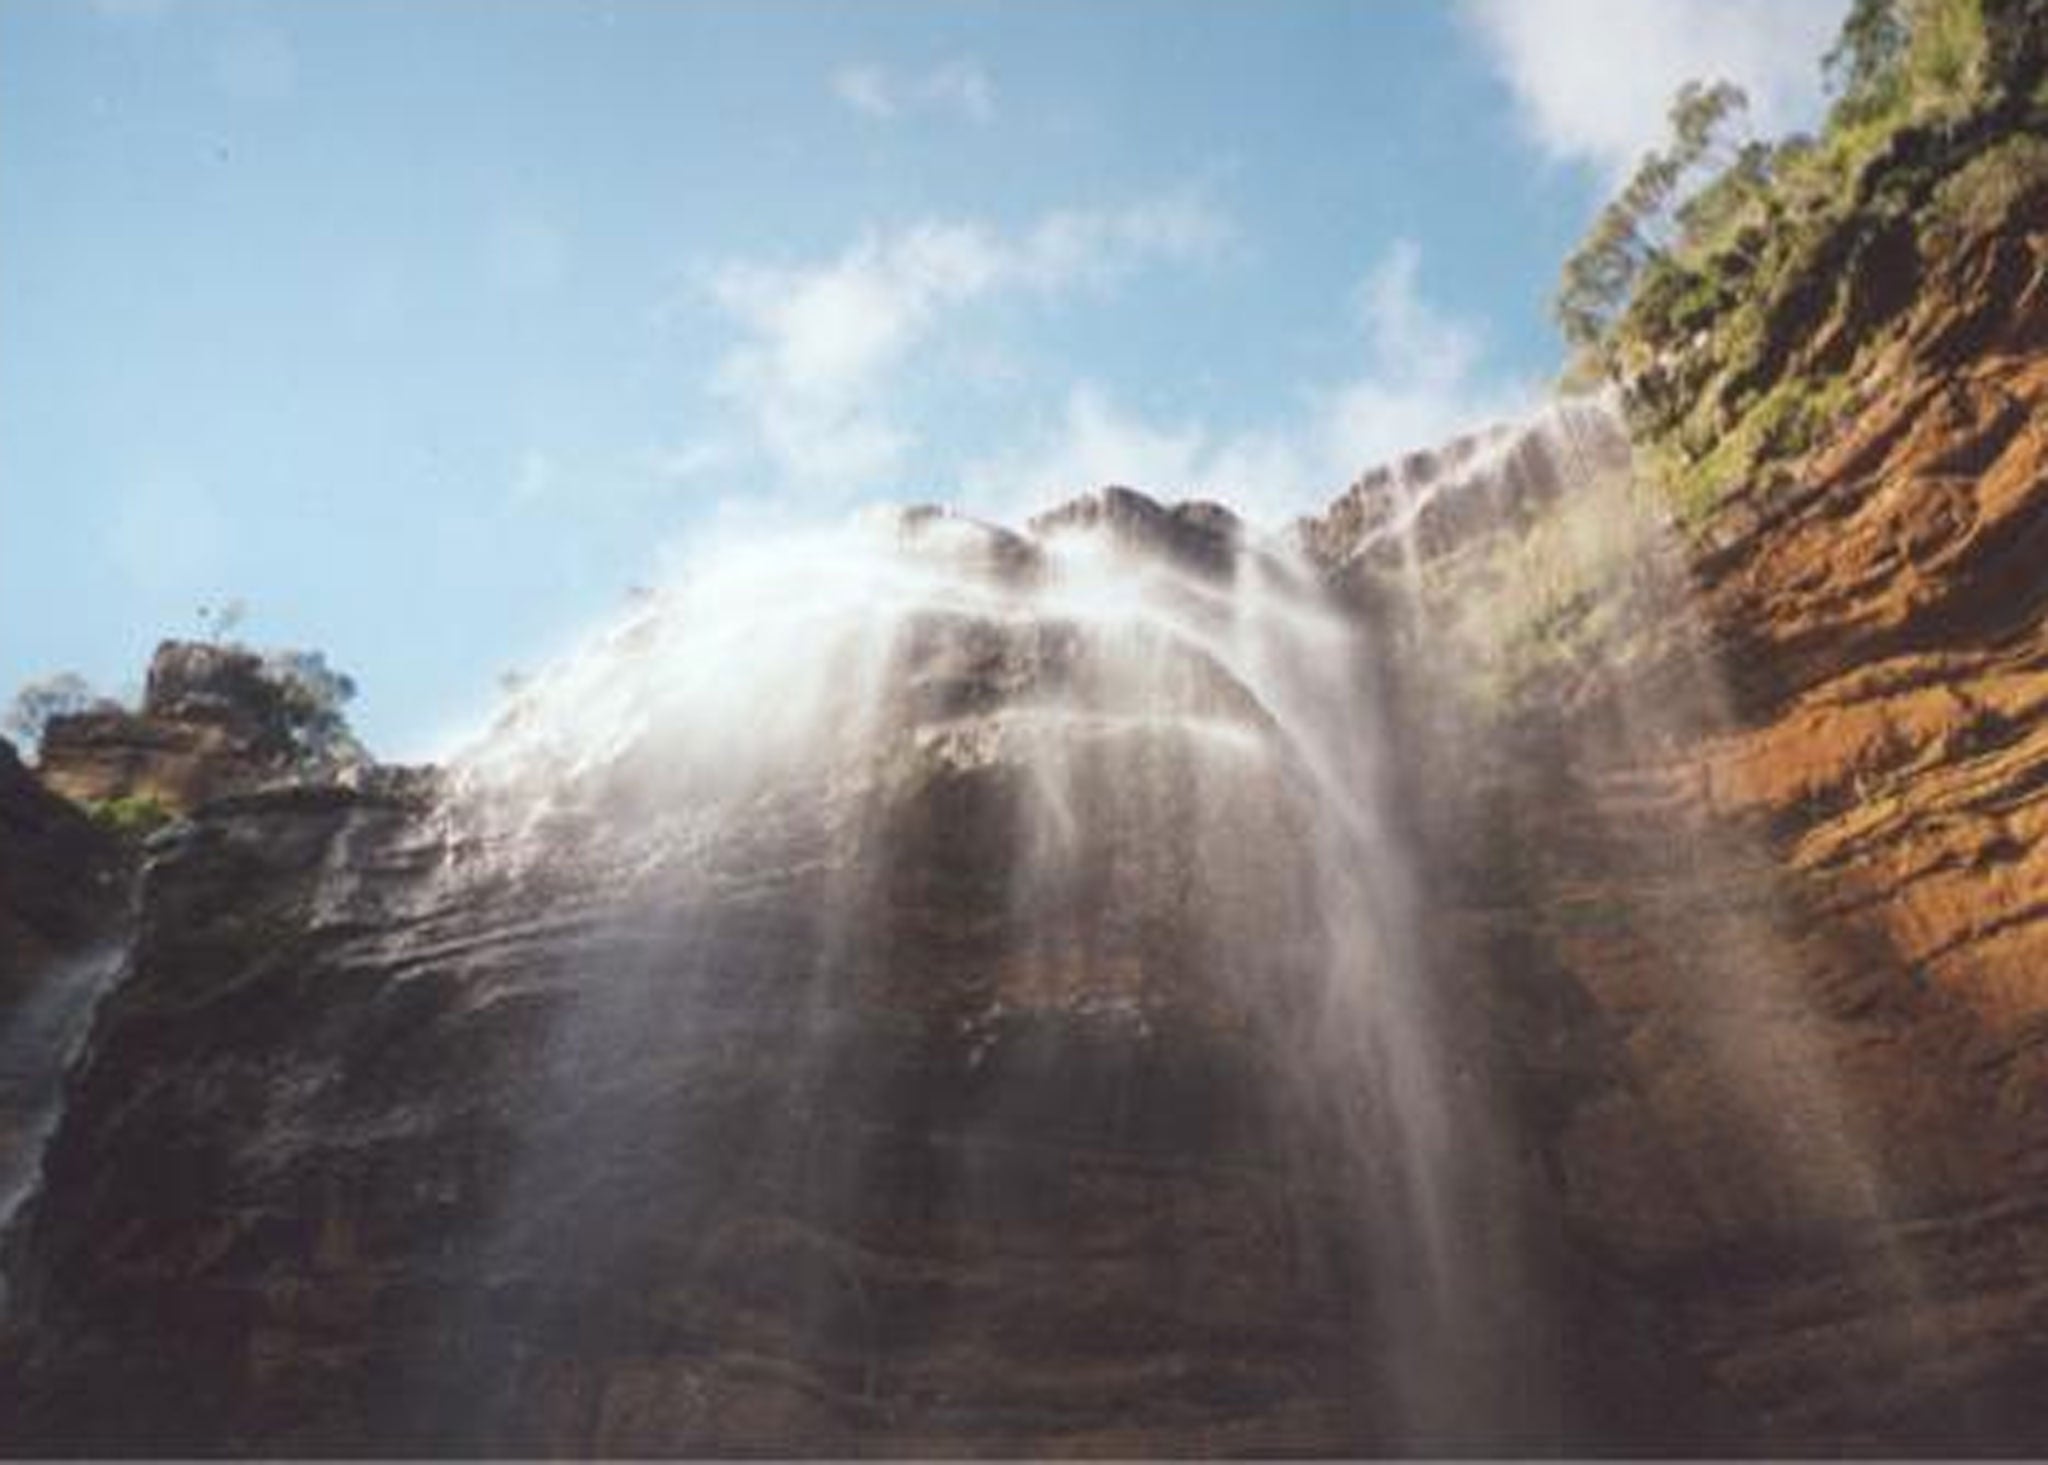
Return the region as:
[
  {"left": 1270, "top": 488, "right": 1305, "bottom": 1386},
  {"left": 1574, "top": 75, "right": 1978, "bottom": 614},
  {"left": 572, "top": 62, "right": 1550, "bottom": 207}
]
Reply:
[
  {"left": 1301, "top": 405, "right": 1627, "bottom": 580},
  {"left": 1613, "top": 141, "right": 2048, "bottom": 1447},
  {"left": 1027, "top": 485, "right": 1243, "bottom": 577},
  {"left": 37, "top": 641, "right": 322, "bottom": 814}
]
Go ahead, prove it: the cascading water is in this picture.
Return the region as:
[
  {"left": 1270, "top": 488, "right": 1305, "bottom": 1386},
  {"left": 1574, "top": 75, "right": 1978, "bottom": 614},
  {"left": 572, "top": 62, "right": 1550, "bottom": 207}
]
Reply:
[
  {"left": 0, "top": 942, "right": 128, "bottom": 1315},
  {"left": 0, "top": 400, "right": 1956, "bottom": 1454},
  {"left": 423, "top": 490, "right": 1531, "bottom": 1450}
]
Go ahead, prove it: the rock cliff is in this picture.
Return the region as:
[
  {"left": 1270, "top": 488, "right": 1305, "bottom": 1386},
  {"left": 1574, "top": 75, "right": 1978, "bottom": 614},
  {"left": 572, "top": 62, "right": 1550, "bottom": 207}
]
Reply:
[
  {"left": 4, "top": 35, "right": 2048, "bottom": 1458},
  {"left": 0, "top": 514, "right": 1543, "bottom": 1455},
  {"left": 36, "top": 641, "right": 349, "bottom": 815},
  {"left": 1290, "top": 98, "right": 2048, "bottom": 1451}
]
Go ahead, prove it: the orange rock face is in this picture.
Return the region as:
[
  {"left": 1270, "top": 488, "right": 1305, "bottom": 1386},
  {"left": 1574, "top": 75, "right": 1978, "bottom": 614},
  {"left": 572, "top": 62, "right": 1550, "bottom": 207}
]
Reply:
[
  {"left": 1697, "top": 175, "right": 2048, "bottom": 1034},
  {"left": 1543, "top": 159, "right": 2048, "bottom": 1447},
  {"left": 1280, "top": 151, "right": 2048, "bottom": 1450}
]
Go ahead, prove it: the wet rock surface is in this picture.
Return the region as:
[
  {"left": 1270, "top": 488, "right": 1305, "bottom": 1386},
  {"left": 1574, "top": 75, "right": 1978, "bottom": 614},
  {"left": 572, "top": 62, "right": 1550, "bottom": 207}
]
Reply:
[
  {"left": 0, "top": 738, "right": 129, "bottom": 1281},
  {"left": 0, "top": 737, "right": 126, "bottom": 992},
  {"left": 0, "top": 530, "right": 1532, "bottom": 1455}
]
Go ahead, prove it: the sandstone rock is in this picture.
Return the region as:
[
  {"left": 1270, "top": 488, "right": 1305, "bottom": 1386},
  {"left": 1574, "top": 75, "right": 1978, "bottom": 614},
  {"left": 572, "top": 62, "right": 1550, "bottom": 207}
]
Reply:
[
  {"left": 37, "top": 641, "right": 322, "bottom": 814},
  {"left": 1378, "top": 139, "right": 2048, "bottom": 1452}
]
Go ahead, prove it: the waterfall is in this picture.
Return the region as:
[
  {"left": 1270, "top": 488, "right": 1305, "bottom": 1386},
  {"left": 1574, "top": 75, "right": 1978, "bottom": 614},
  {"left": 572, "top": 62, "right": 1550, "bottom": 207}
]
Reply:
[
  {"left": 0, "top": 942, "right": 127, "bottom": 1315},
  {"left": 0, "top": 398, "right": 1946, "bottom": 1453},
  {"left": 430, "top": 489, "right": 1528, "bottom": 1448}
]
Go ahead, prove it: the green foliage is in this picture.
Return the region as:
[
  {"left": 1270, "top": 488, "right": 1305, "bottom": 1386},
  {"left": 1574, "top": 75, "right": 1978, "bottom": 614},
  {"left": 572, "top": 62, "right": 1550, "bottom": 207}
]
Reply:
[
  {"left": 1669, "top": 80, "right": 1751, "bottom": 166},
  {"left": 1657, "top": 372, "right": 1859, "bottom": 523},
  {"left": 1927, "top": 129, "right": 2048, "bottom": 234},
  {"left": 258, "top": 648, "right": 368, "bottom": 768},
  {"left": 1983, "top": 0, "right": 2048, "bottom": 95},
  {"left": 1559, "top": 0, "right": 2024, "bottom": 521},
  {"left": 1911, "top": 0, "right": 1989, "bottom": 103},
  {"left": 1825, "top": 0, "right": 1987, "bottom": 134},
  {"left": 196, "top": 598, "right": 248, "bottom": 644},
  {"left": 1827, "top": 0, "right": 1914, "bottom": 124},
  {"left": 85, "top": 793, "right": 174, "bottom": 841},
  {"left": 1554, "top": 81, "right": 1751, "bottom": 358}
]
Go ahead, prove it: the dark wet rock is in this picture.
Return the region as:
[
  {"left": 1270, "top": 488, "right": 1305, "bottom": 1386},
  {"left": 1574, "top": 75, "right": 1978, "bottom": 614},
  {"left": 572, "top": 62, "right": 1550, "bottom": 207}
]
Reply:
[
  {"left": 1297, "top": 404, "right": 1634, "bottom": 586},
  {"left": 1029, "top": 486, "right": 1242, "bottom": 578},
  {"left": 0, "top": 738, "right": 126, "bottom": 995},
  {"left": 0, "top": 568, "right": 1517, "bottom": 1456},
  {"left": 0, "top": 737, "right": 130, "bottom": 1318},
  {"left": 893, "top": 504, "right": 1046, "bottom": 585}
]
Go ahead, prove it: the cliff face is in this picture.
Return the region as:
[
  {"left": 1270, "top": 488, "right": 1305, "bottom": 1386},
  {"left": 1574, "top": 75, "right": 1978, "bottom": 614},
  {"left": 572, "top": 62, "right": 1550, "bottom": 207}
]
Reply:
[
  {"left": 4, "top": 80, "right": 2048, "bottom": 1463},
  {"left": 1307, "top": 123, "right": 2048, "bottom": 1449},
  {"left": 1653, "top": 132, "right": 2048, "bottom": 1446},
  {"left": 0, "top": 513, "right": 1548, "bottom": 1456},
  {"left": 1693, "top": 161, "right": 2048, "bottom": 1028}
]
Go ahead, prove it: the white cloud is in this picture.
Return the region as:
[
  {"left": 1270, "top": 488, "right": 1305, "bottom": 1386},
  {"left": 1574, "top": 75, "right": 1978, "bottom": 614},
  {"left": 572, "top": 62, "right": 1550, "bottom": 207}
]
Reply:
[
  {"left": 1459, "top": 0, "right": 1846, "bottom": 178},
  {"left": 687, "top": 188, "right": 1234, "bottom": 491},
  {"left": 966, "top": 386, "right": 1209, "bottom": 506},
  {"left": 961, "top": 241, "right": 1530, "bottom": 522},
  {"left": 831, "top": 64, "right": 898, "bottom": 120},
  {"left": 830, "top": 57, "right": 997, "bottom": 125},
  {"left": 922, "top": 59, "right": 996, "bottom": 124}
]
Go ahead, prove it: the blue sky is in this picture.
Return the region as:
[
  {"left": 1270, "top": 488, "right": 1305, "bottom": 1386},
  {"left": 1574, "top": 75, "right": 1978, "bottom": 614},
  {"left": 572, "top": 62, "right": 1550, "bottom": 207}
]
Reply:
[{"left": 0, "top": 0, "right": 1847, "bottom": 757}]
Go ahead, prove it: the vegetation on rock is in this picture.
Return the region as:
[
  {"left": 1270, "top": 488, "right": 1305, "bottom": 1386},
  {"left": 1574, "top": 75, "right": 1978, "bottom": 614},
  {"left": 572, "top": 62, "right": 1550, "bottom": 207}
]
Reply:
[
  {"left": 81, "top": 792, "right": 174, "bottom": 842},
  {"left": 1560, "top": 0, "right": 2048, "bottom": 518},
  {"left": 1, "top": 673, "right": 117, "bottom": 751}
]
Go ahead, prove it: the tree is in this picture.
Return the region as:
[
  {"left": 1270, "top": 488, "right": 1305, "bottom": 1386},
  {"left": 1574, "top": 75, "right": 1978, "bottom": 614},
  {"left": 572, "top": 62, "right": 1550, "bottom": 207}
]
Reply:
[
  {"left": 3, "top": 672, "right": 118, "bottom": 751},
  {"left": 1669, "top": 81, "right": 1750, "bottom": 176},
  {"left": 259, "top": 649, "right": 367, "bottom": 767},
  {"left": 1674, "top": 139, "right": 1779, "bottom": 253},
  {"left": 1826, "top": 0, "right": 1912, "bottom": 122},
  {"left": 1554, "top": 80, "right": 1752, "bottom": 357}
]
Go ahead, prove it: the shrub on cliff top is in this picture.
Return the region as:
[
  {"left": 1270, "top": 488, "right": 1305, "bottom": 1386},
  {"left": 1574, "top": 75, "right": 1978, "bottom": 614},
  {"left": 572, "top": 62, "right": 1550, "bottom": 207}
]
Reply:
[
  {"left": 257, "top": 648, "right": 364, "bottom": 766},
  {"left": 2, "top": 673, "right": 120, "bottom": 754}
]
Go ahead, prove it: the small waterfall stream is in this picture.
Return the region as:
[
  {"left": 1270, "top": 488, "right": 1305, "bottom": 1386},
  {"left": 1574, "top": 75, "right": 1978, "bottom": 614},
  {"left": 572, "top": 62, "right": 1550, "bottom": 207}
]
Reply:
[{"left": 0, "top": 941, "right": 128, "bottom": 1315}]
